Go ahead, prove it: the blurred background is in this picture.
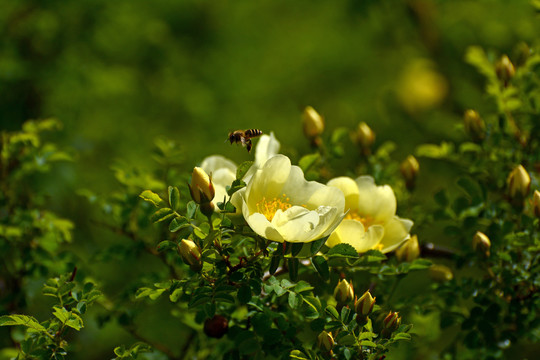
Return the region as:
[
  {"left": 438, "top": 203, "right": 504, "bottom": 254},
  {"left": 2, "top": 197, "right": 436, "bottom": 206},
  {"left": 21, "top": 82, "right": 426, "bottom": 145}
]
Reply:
[{"left": 1, "top": 0, "right": 539, "bottom": 358}]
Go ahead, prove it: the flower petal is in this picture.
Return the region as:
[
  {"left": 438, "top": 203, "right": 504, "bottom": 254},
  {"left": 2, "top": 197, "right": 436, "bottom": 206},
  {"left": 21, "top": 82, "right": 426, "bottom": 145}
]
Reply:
[
  {"left": 356, "top": 176, "right": 396, "bottom": 223},
  {"left": 243, "top": 202, "right": 285, "bottom": 243},
  {"left": 255, "top": 132, "right": 281, "bottom": 168},
  {"left": 327, "top": 177, "right": 359, "bottom": 212},
  {"left": 379, "top": 216, "right": 412, "bottom": 253},
  {"left": 201, "top": 155, "right": 237, "bottom": 174},
  {"left": 272, "top": 206, "right": 320, "bottom": 242},
  {"left": 327, "top": 220, "right": 384, "bottom": 252}
]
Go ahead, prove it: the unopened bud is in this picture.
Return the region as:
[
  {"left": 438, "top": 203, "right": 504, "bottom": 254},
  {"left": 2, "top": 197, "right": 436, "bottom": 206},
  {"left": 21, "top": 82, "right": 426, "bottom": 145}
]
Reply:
[
  {"left": 356, "top": 122, "right": 376, "bottom": 151},
  {"left": 495, "top": 55, "right": 515, "bottom": 84},
  {"left": 533, "top": 190, "right": 540, "bottom": 218},
  {"left": 472, "top": 231, "right": 491, "bottom": 257},
  {"left": 463, "top": 110, "right": 485, "bottom": 142},
  {"left": 178, "top": 239, "right": 202, "bottom": 272},
  {"left": 383, "top": 311, "right": 401, "bottom": 332},
  {"left": 189, "top": 167, "right": 215, "bottom": 204},
  {"left": 395, "top": 235, "right": 420, "bottom": 262},
  {"left": 507, "top": 165, "right": 530, "bottom": 200},
  {"left": 429, "top": 264, "right": 453, "bottom": 283},
  {"left": 204, "top": 315, "right": 228, "bottom": 338},
  {"left": 334, "top": 279, "right": 354, "bottom": 304},
  {"left": 302, "top": 106, "right": 325, "bottom": 139},
  {"left": 400, "top": 155, "right": 419, "bottom": 190},
  {"left": 317, "top": 331, "right": 334, "bottom": 352},
  {"left": 355, "top": 290, "right": 376, "bottom": 317}
]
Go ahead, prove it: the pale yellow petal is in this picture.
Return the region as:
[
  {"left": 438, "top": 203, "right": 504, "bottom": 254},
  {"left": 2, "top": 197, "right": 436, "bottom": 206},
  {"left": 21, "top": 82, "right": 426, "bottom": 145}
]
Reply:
[
  {"left": 356, "top": 176, "right": 396, "bottom": 223},
  {"left": 255, "top": 132, "right": 281, "bottom": 168},
  {"left": 327, "top": 177, "right": 360, "bottom": 211},
  {"left": 379, "top": 216, "right": 412, "bottom": 253}
]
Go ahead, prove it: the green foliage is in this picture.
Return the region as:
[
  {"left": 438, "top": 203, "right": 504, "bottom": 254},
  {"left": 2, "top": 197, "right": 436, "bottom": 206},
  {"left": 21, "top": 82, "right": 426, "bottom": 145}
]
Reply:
[
  {"left": 1, "top": 1, "right": 540, "bottom": 359},
  {"left": 0, "top": 272, "right": 101, "bottom": 359}
]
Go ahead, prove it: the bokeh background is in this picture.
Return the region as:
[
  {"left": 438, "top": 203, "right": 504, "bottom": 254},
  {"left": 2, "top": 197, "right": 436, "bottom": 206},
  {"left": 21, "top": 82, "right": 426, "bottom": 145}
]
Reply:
[{"left": 1, "top": 0, "right": 539, "bottom": 358}]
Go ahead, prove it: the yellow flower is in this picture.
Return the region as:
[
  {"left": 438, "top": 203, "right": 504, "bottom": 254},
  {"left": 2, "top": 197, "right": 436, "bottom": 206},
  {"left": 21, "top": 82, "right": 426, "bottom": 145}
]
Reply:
[
  {"left": 201, "top": 133, "right": 281, "bottom": 207},
  {"left": 326, "top": 176, "right": 413, "bottom": 253},
  {"left": 237, "top": 155, "right": 345, "bottom": 243}
]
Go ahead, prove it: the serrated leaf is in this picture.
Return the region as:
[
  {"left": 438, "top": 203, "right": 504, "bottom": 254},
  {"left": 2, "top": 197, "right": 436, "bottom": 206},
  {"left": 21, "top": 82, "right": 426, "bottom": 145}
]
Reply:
[
  {"left": 312, "top": 255, "right": 329, "bottom": 280},
  {"left": 169, "top": 288, "right": 183, "bottom": 303},
  {"left": 140, "top": 190, "right": 164, "bottom": 207},
  {"left": 393, "top": 332, "right": 412, "bottom": 341},
  {"left": 294, "top": 281, "right": 314, "bottom": 293},
  {"left": 288, "top": 292, "right": 302, "bottom": 309},
  {"left": 289, "top": 350, "right": 310, "bottom": 360},
  {"left": 227, "top": 179, "right": 246, "bottom": 196},
  {"left": 52, "top": 307, "right": 83, "bottom": 331},
  {"left": 0, "top": 315, "right": 46, "bottom": 332},
  {"left": 214, "top": 293, "right": 236, "bottom": 304},
  {"left": 150, "top": 208, "right": 174, "bottom": 223},
  {"left": 236, "top": 161, "right": 254, "bottom": 180},
  {"left": 360, "top": 340, "right": 377, "bottom": 347},
  {"left": 168, "top": 186, "right": 181, "bottom": 211},
  {"left": 327, "top": 243, "right": 358, "bottom": 257},
  {"left": 408, "top": 258, "right": 432, "bottom": 270}
]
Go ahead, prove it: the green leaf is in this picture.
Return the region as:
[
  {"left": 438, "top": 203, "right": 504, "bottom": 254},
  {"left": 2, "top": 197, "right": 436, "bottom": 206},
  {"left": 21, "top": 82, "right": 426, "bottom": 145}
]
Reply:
[
  {"left": 227, "top": 179, "right": 247, "bottom": 196},
  {"left": 465, "top": 46, "right": 496, "bottom": 80},
  {"left": 360, "top": 340, "right": 377, "bottom": 347},
  {"left": 302, "top": 296, "right": 320, "bottom": 319},
  {"left": 236, "top": 161, "right": 254, "bottom": 180},
  {"left": 310, "top": 236, "right": 327, "bottom": 255},
  {"left": 312, "top": 256, "right": 329, "bottom": 280},
  {"left": 150, "top": 208, "right": 174, "bottom": 223},
  {"left": 337, "top": 334, "right": 356, "bottom": 346},
  {"left": 288, "top": 292, "right": 301, "bottom": 309},
  {"left": 408, "top": 258, "right": 432, "bottom": 270},
  {"left": 269, "top": 255, "right": 281, "bottom": 275},
  {"left": 456, "top": 177, "right": 483, "bottom": 205},
  {"left": 157, "top": 240, "right": 177, "bottom": 252},
  {"left": 299, "top": 153, "right": 320, "bottom": 173},
  {"left": 325, "top": 306, "right": 339, "bottom": 319},
  {"left": 294, "top": 281, "right": 314, "bottom": 293},
  {"left": 52, "top": 307, "right": 83, "bottom": 331},
  {"left": 393, "top": 332, "right": 412, "bottom": 341},
  {"left": 139, "top": 190, "right": 164, "bottom": 207},
  {"left": 327, "top": 243, "right": 358, "bottom": 257},
  {"left": 186, "top": 201, "right": 197, "bottom": 219},
  {"left": 168, "top": 186, "right": 181, "bottom": 211},
  {"left": 0, "top": 315, "right": 46, "bottom": 332},
  {"left": 291, "top": 242, "right": 304, "bottom": 257},
  {"left": 169, "top": 217, "right": 189, "bottom": 232},
  {"left": 363, "top": 249, "right": 386, "bottom": 262},
  {"left": 288, "top": 258, "right": 299, "bottom": 282},
  {"left": 169, "top": 288, "right": 183, "bottom": 303},
  {"left": 238, "top": 285, "right": 252, "bottom": 304},
  {"left": 416, "top": 142, "right": 455, "bottom": 159},
  {"left": 289, "top": 350, "right": 310, "bottom": 360}
]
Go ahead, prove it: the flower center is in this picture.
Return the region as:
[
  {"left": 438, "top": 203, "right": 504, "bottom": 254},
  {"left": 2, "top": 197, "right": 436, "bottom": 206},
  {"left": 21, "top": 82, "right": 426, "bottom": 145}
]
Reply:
[
  {"left": 256, "top": 194, "right": 292, "bottom": 221},
  {"left": 345, "top": 211, "right": 375, "bottom": 228}
]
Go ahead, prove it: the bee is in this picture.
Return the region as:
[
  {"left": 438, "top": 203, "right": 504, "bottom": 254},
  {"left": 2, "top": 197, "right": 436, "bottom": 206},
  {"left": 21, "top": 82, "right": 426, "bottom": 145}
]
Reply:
[{"left": 227, "top": 129, "right": 263, "bottom": 152}]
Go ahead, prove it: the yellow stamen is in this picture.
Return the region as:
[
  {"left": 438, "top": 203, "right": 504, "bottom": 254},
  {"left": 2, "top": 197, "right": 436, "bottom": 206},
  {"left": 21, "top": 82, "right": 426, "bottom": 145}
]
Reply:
[
  {"left": 256, "top": 194, "right": 292, "bottom": 221},
  {"left": 345, "top": 211, "right": 375, "bottom": 228}
]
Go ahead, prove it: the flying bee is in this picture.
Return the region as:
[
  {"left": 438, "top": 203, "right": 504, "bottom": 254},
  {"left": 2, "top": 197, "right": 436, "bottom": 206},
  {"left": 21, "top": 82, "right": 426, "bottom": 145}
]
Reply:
[{"left": 227, "top": 129, "right": 263, "bottom": 152}]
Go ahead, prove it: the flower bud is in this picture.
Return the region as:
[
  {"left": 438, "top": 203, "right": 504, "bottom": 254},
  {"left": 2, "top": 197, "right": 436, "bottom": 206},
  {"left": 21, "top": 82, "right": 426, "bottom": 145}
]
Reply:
[
  {"left": 383, "top": 311, "right": 401, "bottom": 332},
  {"left": 317, "top": 331, "right": 334, "bottom": 352},
  {"left": 507, "top": 165, "right": 530, "bottom": 200},
  {"left": 495, "top": 55, "right": 515, "bottom": 84},
  {"left": 189, "top": 167, "right": 215, "bottom": 204},
  {"left": 178, "top": 239, "right": 202, "bottom": 272},
  {"left": 355, "top": 290, "right": 376, "bottom": 317},
  {"left": 204, "top": 315, "right": 229, "bottom": 338},
  {"left": 302, "top": 106, "right": 325, "bottom": 139},
  {"left": 533, "top": 190, "right": 540, "bottom": 219},
  {"left": 400, "top": 155, "right": 419, "bottom": 190},
  {"left": 395, "top": 235, "right": 420, "bottom": 262},
  {"left": 429, "top": 264, "right": 453, "bottom": 283},
  {"left": 333, "top": 279, "right": 354, "bottom": 304},
  {"left": 356, "top": 122, "right": 376, "bottom": 151},
  {"left": 472, "top": 231, "right": 491, "bottom": 257},
  {"left": 463, "top": 110, "right": 485, "bottom": 142}
]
